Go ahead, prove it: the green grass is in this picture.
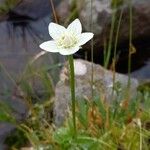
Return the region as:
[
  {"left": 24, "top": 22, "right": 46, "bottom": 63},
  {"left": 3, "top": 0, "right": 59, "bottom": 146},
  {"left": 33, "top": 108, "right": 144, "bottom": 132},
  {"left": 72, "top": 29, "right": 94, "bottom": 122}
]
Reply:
[
  {"left": 0, "top": 0, "right": 21, "bottom": 15},
  {"left": 3, "top": 88, "right": 150, "bottom": 149}
]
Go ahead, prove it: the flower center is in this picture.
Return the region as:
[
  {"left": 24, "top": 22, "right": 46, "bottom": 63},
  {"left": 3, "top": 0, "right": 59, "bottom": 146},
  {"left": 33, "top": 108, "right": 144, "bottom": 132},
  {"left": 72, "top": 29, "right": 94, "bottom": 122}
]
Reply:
[{"left": 56, "top": 32, "right": 78, "bottom": 49}]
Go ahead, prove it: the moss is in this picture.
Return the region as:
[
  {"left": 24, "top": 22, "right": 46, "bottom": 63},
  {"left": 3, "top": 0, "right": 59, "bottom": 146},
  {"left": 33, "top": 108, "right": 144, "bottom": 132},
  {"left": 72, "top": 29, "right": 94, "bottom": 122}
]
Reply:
[
  {"left": 137, "top": 82, "right": 150, "bottom": 93},
  {"left": 111, "top": 0, "right": 125, "bottom": 8},
  {"left": 5, "top": 129, "right": 28, "bottom": 149},
  {"left": 0, "top": 0, "right": 21, "bottom": 15}
]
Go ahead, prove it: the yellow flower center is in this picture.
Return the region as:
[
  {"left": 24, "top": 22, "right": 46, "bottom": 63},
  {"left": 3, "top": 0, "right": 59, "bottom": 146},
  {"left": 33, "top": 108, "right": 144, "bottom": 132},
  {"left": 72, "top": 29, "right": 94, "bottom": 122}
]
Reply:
[{"left": 57, "top": 32, "right": 78, "bottom": 49}]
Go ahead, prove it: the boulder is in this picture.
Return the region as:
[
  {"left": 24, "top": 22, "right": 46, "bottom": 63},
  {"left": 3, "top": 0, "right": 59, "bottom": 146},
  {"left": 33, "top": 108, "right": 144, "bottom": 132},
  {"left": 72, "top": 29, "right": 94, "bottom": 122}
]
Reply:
[
  {"left": 56, "top": 0, "right": 150, "bottom": 48},
  {"left": 10, "top": 0, "right": 52, "bottom": 20},
  {"left": 56, "top": 0, "right": 150, "bottom": 78},
  {"left": 0, "top": 0, "right": 59, "bottom": 20},
  {"left": 0, "top": 0, "right": 62, "bottom": 146},
  {"left": 54, "top": 59, "right": 139, "bottom": 126},
  {"left": 0, "top": 123, "right": 15, "bottom": 149}
]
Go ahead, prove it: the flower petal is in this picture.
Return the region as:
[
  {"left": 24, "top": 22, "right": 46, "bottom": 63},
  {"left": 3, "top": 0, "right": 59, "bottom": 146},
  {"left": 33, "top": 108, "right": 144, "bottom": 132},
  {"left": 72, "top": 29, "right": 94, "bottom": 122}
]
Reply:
[
  {"left": 67, "top": 19, "right": 82, "bottom": 35},
  {"left": 79, "top": 32, "right": 94, "bottom": 46},
  {"left": 48, "top": 23, "right": 66, "bottom": 40},
  {"left": 39, "top": 41, "right": 59, "bottom": 53},
  {"left": 59, "top": 45, "right": 80, "bottom": 56}
]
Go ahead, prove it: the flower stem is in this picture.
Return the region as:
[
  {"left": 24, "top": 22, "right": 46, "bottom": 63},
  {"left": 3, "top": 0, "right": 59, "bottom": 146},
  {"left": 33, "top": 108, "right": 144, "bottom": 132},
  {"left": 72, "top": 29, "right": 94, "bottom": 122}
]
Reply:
[{"left": 68, "top": 55, "right": 77, "bottom": 138}]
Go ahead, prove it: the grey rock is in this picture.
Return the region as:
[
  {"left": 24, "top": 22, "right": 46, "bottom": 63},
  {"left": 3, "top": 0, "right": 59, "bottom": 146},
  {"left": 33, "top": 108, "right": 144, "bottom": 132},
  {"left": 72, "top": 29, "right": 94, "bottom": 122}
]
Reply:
[
  {"left": 0, "top": 0, "right": 58, "bottom": 19},
  {"left": 56, "top": 0, "right": 150, "bottom": 48},
  {"left": 131, "top": 60, "right": 150, "bottom": 80},
  {"left": 54, "top": 59, "right": 139, "bottom": 126},
  {"left": 11, "top": 0, "right": 51, "bottom": 19},
  {"left": 0, "top": 0, "right": 63, "bottom": 92},
  {"left": 0, "top": 0, "right": 62, "bottom": 146},
  {"left": 0, "top": 122, "right": 15, "bottom": 149},
  {"left": 56, "top": 0, "right": 150, "bottom": 81}
]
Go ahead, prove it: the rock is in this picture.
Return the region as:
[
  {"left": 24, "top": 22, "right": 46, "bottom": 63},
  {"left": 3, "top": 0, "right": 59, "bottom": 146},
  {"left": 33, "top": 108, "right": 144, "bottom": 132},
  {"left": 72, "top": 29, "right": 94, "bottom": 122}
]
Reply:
[
  {"left": 56, "top": 0, "right": 150, "bottom": 48},
  {"left": 11, "top": 0, "right": 51, "bottom": 20},
  {"left": 0, "top": 0, "right": 62, "bottom": 75},
  {"left": 0, "top": 93, "right": 28, "bottom": 146},
  {"left": 0, "top": 123, "right": 15, "bottom": 149},
  {"left": 56, "top": 0, "right": 150, "bottom": 79},
  {"left": 0, "top": 0, "right": 62, "bottom": 146},
  {"left": 0, "top": 0, "right": 63, "bottom": 90},
  {"left": 0, "top": 0, "right": 59, "bottom": 20},
  {"left": 79, "top": 0, "right": 150, "bottom": 44},
  {"left": 131, "top": 61, "right": 150, "bottom": 80},
  {"left": 54, "top": 59, "right": 139, "bottom": 126}
]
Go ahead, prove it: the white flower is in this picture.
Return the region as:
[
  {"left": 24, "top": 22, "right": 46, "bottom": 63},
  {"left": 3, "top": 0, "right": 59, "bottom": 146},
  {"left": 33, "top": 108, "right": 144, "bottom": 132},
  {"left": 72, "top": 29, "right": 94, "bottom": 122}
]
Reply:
[{"left": 39, "top": 19, "right": 94, "bottom": 55}]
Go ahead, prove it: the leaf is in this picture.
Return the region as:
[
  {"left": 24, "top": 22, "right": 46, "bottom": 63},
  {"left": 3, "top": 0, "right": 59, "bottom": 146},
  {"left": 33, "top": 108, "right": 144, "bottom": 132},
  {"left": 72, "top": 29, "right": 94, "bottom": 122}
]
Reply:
[
  {"left": 129, "top": 44, "right": 136, "bottom": 55},
  {"left": 0, "top": 101, "right": 16, "bottom": 123}
]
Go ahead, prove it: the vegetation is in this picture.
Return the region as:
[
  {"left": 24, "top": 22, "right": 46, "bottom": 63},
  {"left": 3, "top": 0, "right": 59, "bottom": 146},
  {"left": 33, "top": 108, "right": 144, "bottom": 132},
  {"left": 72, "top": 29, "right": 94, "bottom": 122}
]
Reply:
[
  {"left": 1, "top": 87, "right": 150, "bottom": 149},
  {"left": 0, "top": 0, "right": 21, "bottom": 15},
  {"left": 0, "top": 0, "right": 149, "bottom": 150}
]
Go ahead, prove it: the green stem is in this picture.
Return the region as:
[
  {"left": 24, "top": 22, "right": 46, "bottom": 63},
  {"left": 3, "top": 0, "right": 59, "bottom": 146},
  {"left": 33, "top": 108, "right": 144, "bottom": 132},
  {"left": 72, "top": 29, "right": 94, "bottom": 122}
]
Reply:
[
  {"left": 128, "top": 0, "right": 133, "bottom": 88},
  {"left": 112, "top": 9, "right": 123, "bottom": 97},
  {"left": 139, "top": 123, "right": 142, "bottom": 150},
  {"left": 68, "top": 55, "right": 77, "bottom": 138},
  {"left": 126, "top": 0, "right": 133, "bottom": 100},
  {"left": 90, "top": 0, "right": 94, "bottom": 99},
  {"left": 104, "top": 3, "right": 116, "bottom": 68}
]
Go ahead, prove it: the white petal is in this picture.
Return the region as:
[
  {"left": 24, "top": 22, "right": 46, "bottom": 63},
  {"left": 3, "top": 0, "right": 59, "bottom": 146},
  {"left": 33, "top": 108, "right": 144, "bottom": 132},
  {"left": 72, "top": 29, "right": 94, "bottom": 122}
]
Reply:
[
  {"left": 39, "top": 41, "right": 59, "bottom": 53},
  {"left": 48, "top": 23, "right": 66, "bottom": 40},
  {"left": 59, "top": 45, "right": 80, "bottom": 56},
  {"left": 79, "top": 32, "right": 94, "bottom": 46},
  {"left": 67, "top": 19, "right": 82, "bottom": 35}
]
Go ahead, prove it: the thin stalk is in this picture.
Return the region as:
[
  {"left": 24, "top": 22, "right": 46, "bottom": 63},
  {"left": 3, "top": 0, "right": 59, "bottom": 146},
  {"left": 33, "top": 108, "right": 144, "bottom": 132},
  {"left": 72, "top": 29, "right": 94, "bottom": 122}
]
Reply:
[
  {"left": 104, "top": 3, "right": 116, "bottom": 68},
  {"left": 126, "top": 0, "right": 133, "bottom": 100},
  {"left": 140, "top": 124, "right": 142, "bottom": 150},
  {"left": 0, "top": 62, "right": 17, "bottom": 87},
  {"left": 49, "top": 0, "right": 58, "bottom": 23},
  {"left": 68, "top": 55, "right": 77, "bottom": 138},
  {"left": 128, "top": 0, "right": 133, "bottom": 88},
  {"left": 112, "top": 9, "right": 123, "bottom": 96},
  {"left": 113, "top": 9, "right": 123, "bottom": 69},
  {"left": 90, "top": 0, "right": 94, "bottom": 99},
  {"left": 103, "top": 38, "right": 107, "bottom": 66}
]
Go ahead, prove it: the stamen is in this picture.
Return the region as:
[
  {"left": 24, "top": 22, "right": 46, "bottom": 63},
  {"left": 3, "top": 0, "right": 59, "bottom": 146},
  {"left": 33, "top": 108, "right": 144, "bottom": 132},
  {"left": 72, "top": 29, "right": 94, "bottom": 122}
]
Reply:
[{"left": 57, "top": 32, "right": 78, "bottom": 49}]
